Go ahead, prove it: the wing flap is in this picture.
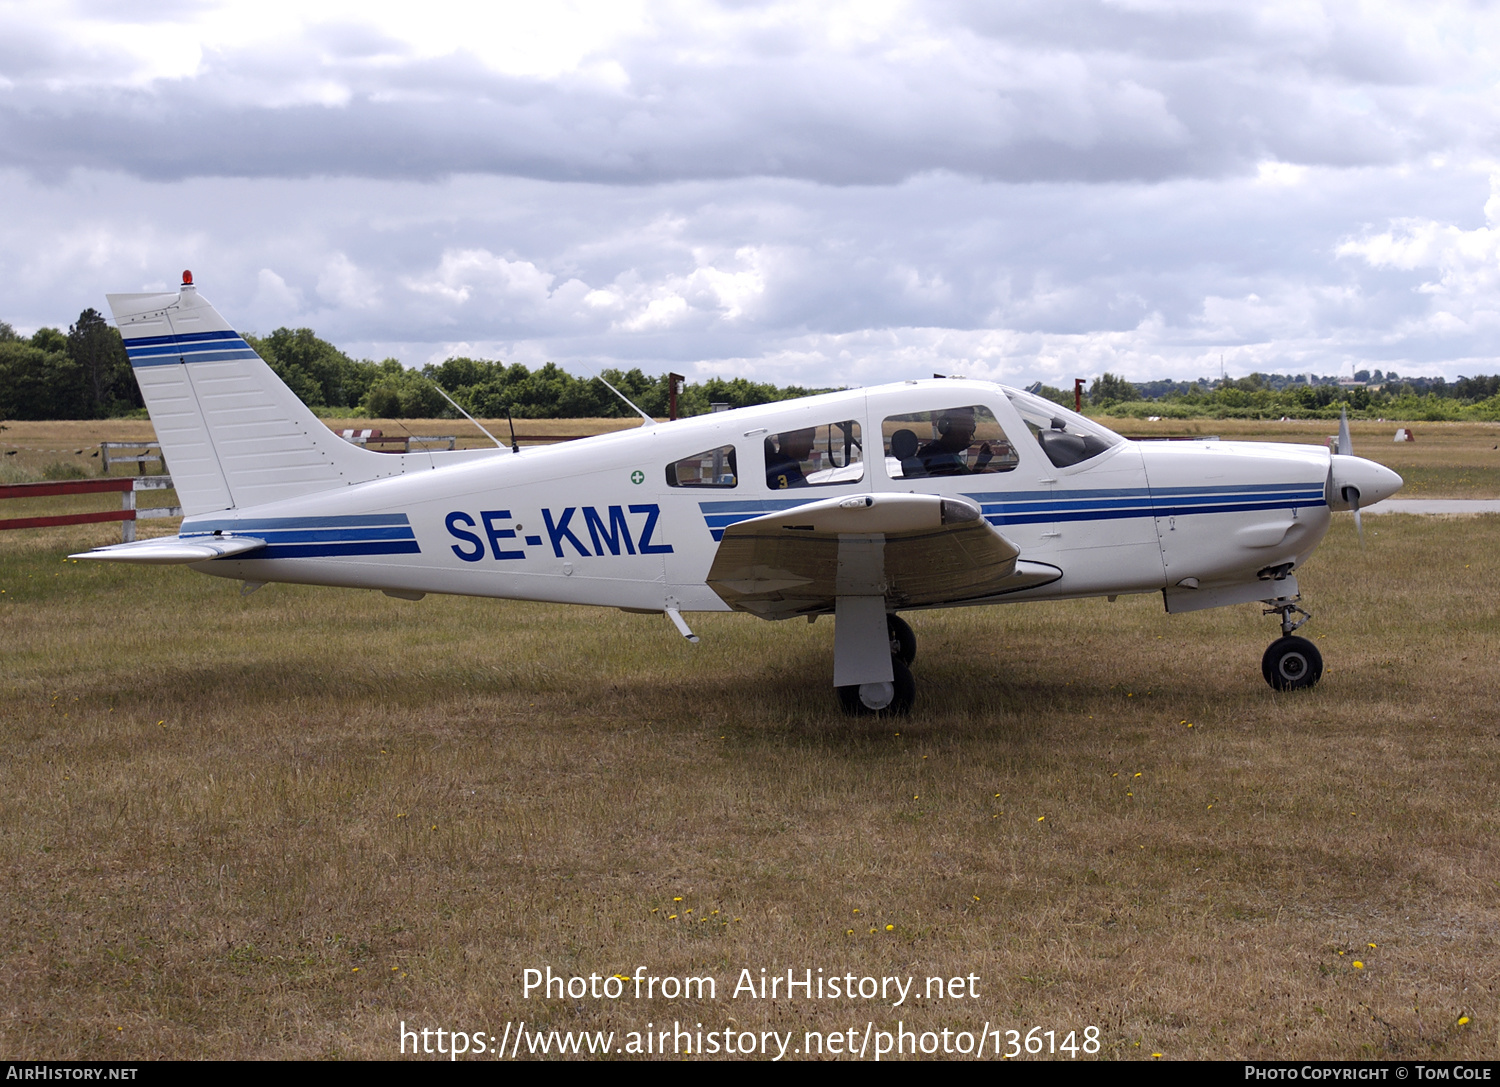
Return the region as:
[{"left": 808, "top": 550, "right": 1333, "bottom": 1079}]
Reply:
[
  {"left": 706, "top": 493, "right": 1043, "bottom": 618},
  {"left": 70, "top": 534, "right": 267, "bottom": 565}
]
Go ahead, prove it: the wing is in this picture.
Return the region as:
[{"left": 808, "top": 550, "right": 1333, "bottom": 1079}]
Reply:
[
  {"left": 70, "top": 534, "right": 267, "bottom": 565},
  {"left": 705, "top": 493, "right": 1060, "bottom": 619}
]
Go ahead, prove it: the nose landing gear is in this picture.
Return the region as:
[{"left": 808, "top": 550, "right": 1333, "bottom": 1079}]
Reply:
[{"left": 1261, "top": 599, "right": 1323, "bottom": 691}]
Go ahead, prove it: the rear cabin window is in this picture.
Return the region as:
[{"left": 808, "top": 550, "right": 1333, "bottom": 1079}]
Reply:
[
  {"left": 763, "top": 421, "right": 863, "bottom": 489},
  {"left": 666, "top": 445, "right": 738, "bottom": 488},
  {"left": 881, "top": 405, "right": 1019, "bottom": 478}
]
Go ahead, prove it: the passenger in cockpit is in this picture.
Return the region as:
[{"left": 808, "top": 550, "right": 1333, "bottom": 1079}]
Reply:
[{"left": 765, "top": 428, "right": 816, "bottom": 488}]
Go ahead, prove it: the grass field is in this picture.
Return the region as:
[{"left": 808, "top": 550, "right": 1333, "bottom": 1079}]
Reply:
[{"left": 2, "top": 417, "right": 1498, "bottom": 1060}]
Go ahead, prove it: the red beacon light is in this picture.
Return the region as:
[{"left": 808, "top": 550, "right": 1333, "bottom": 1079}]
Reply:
[{"left": 182, "top": 270, "right": 194, "bottom": 286}]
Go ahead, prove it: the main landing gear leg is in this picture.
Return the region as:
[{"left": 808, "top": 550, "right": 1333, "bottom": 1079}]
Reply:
[
  {"left": 1261, "top": 598, "right": 1323, "bottom": 691},
  {"left": 833, "top": 598, "right": 915, "bottom": 716}
]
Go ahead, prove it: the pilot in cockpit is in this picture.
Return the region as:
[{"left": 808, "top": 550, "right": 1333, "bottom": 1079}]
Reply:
[{"left": 916, "top": 407, "right": 993, "bottom": 476}]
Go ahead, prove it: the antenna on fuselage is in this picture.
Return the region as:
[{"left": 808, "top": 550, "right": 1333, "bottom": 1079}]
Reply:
[
  {"left": 427, "top": 379, "right": 507, "bottom": 451},
  {"left": 574, "top": 362, "right": 655, "bottom": 426}
]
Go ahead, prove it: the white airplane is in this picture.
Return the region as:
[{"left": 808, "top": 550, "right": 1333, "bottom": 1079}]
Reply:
[{"left": 76, "top": 273, "right": 1403, "bottom": 715}]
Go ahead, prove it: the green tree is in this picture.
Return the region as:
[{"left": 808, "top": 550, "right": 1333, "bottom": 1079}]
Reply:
[
  {"left": 67, "top": 308, "right": 139, "bottom": 417},
  {"left": 1026, "top": 383, "right": 1076, "bottom": 408},
  {"left": 0, "top": 341, "right": 83, "bottom": 419},
  {"left": 31, "top": 327, "right": 66, "bottom": 353},
  {"left": 1088, "top": 372, "right": 1138, "bottom": 407},
  {"left": 248, "top": 328, "right": 379, "bottom": 409}
]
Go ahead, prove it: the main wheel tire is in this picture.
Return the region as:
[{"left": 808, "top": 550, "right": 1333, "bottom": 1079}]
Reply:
[
  {"left": 837, "top": 656, "right": 916, "bottom": 716},
  {"left": 1262, "top": 636, "right": 1324, "bottom": 691},
  {"left": 887, "top": 613, "right": 916, "bottom": 665}
]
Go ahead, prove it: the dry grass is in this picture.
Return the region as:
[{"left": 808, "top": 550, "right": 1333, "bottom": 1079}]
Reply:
[{"left": 2, "top": 420, "right": 1498, "bottom": 1061}]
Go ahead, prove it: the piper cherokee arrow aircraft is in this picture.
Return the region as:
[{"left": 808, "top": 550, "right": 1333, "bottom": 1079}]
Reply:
[{"left": 77, "top": 273, "right": 1403, "bottom": 715}]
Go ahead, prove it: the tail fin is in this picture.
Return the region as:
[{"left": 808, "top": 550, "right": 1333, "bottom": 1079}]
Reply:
[{"left": 107, "top": 275, "right": 393, "bottom": 516}]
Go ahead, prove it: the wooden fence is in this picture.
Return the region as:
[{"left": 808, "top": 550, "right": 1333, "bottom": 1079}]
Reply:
[{"left": 0, "top": 477, "right": 181, "bottom": 542}]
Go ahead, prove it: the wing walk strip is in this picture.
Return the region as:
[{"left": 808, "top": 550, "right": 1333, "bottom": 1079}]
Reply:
[
  {"left": 179, "top": 514, "right": 420, "bottom": 559},
  {"left": 699, "top": 486, "right": 1326, "bottom": 538},
  {"left": 123, "top": 330, "right": 260, "bottom": 368}
]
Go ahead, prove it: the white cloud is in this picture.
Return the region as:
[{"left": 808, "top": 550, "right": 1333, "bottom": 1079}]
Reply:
[
  {"left": 5, "top": 3, "right": 1500, "bottom": 386},
  {"left": 317, "top": 252, "right": 379, "bottom": 309},
  {"left": 1337, "top": 174, "right": 1500, "bottom": 338},
  {"left": 403, "top": 248, "right": 557, "bottom": 307},
  {"left": 253, "top": 268, "right": 302, "bottom": 313}
]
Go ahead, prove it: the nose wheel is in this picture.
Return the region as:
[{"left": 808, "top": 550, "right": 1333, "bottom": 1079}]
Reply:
[
  {"left": 1261, "top": 599, "right": 1322, "bottom": 691},
  {"left": 1262, "top": 636, "right": 1323, "bottom": 690}
]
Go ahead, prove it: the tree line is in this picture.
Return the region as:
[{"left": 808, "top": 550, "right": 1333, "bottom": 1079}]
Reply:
[
  {"left": 6, "top": 312, "right": 1500, "bottom": 422},
  {"left": 0, "top": 315, "right": 826, "bottom": 420},
  {"left": 1032, "top": 371, "right": 1500, "bottom": 421},
  {"left": 0, "top": 311, "right": 144, "bottom": 419}
]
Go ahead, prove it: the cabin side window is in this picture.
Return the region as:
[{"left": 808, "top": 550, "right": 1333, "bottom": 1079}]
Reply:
[
  {"left": 666, "top": 445, "right": 738, "bottom": 488},
  {"left": 763, "top": 421, "right": 864, "bottom": 489},
  {"left": 881, "top": 405, "right": 1018, "bottom": 479}
]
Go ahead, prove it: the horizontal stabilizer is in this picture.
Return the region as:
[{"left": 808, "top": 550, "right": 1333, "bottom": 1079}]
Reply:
[{"left": 70, "top": 534, "right": 267, "bottom": 565}]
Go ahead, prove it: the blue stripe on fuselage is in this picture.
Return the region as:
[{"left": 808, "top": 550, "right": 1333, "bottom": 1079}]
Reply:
[
  {"left": 964, "top": 484, "right": 1325, "bottom": 527},
  {"left": 697, "top": 498, "right": 809, "bottom": 541},
  {"left": 696, "top": 485, "right": 1327, "bottom": 538}
]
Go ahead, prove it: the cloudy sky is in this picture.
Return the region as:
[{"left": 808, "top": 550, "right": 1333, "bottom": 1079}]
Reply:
[{"left": 4, "top": 0, "right": 1500, "bottom": 387}]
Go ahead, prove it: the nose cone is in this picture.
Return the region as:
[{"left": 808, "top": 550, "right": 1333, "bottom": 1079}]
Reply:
[{"left": 1327, "top": 454, "right": 1404, "bottom": 510}]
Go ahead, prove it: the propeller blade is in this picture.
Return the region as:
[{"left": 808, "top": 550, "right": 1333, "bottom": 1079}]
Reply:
[
  {"left": 1337, "top": 407, "right": 1352, "bottom": 456},
  {"left": 1344, "top": 484, "right": 1364, "bottom": 549}
]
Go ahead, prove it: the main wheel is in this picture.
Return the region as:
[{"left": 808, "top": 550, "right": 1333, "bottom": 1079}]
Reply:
[
  {"left": 1262, "top": 636, "right": 1324, "bottom": 691},
  {"left": 837, "top": 656, "right": 915, "bottom": 716},
  {"left": 887, "top": 613, "right": 916, "bottom": 665}
]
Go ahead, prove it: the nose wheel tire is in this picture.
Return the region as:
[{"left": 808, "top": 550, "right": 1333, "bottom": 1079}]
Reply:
[
  {"left": 1262, "top": 636, "right": 1323, "bottom": 691},
  {"left": 887, "top": 614, "right": 916, "bottom": 665},
  {"left": 838, "top": 656, "right": 915, "bottom": 716}
]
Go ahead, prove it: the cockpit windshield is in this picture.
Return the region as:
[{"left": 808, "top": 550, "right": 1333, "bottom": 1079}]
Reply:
[{"left": 1004, "top": 388, "right": 1125, "bottom": 469}]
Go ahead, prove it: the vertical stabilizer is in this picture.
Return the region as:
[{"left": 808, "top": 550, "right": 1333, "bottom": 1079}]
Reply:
[{"left": 107, "top": 275, "right": 390, "bottom": 516}]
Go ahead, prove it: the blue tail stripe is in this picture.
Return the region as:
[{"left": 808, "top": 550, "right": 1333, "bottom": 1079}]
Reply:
[
  {"left": 184, "top": 527, "right": 417, "bottom": 545},
  {"left": 125, "top": 330, "right": 243, "bottom": 347},
  {"left": 184, "top": 514, "right": 412, "bottom": 533},
  {"left": 125, "top": 331, "right": 261, "bottom": 368},
  {"left": 128, "top": 348, "right": 261, "bottom": 367},
  {"left": 254, "top": 541, "right": 423, "bottom": 559}
]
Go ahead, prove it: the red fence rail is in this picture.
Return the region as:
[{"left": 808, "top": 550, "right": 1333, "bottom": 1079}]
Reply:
[{"left": 1, "top": 478, "right": 180, "bottom": 541}]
